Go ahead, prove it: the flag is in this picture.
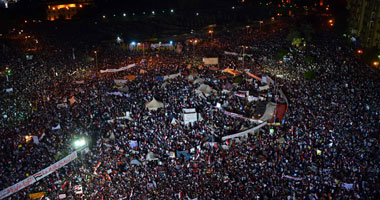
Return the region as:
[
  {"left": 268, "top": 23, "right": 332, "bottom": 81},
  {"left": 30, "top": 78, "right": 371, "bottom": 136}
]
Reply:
[
  {"left": 69, "top": 96, "right": 77, "bottom": 105},
  {"left": 61, "top": 181, "right": 67, "bottom": 190},
  {"left": 52, "top": 124, "right": 61, "bottom": 130},
  {"left": 129, "top": 188, "right": 134, "bottom": 198},
  {"left": 106, "top": 174, "right": 111, "bottom": 181},
  {"left": 94, "top": 162, "right": 101, "bottom": 174}
]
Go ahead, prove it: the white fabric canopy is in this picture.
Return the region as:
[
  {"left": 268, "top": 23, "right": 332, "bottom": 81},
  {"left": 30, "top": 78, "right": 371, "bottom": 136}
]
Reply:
[
  {"left": 193, "top": 78, "right": 205, "bottom": 84},
  {"left": 195, "top": 84, "right": 213, "bottom": 97},
  {"left": 146, "top": 98, "right": 164, "bottom": 111}
]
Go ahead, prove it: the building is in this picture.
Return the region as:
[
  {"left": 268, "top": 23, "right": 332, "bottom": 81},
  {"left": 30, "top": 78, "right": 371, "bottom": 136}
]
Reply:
[
  {"left": 46, "top": 0, "right": 93, "bottom": 21},
  {"left": 347, "top": 0, "right": 380, "bottom": 49}
]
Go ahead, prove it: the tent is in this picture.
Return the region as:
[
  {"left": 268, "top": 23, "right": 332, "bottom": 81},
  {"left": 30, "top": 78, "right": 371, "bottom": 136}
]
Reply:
[
  {"left": 161, "top": 82, "right": 169, "bottom": 88},
  {"left": 146, "top": 152, "right": 159, "bottom": 161},
  {"left": 163, "top": 72, "right": 181, "bottom": 81},
  {"left": 186, "top": 75, "right": 195, "bottom": 81},
  {"left": 193, "top": 78, "right": 205, "bottom": 84},
  {"left": 130, "top": 159, "right": 141, "bottom": 165},
  {"left": 146, "top": 98, "right": 164, "bottom": 111},
  {"left": 259, "top": 102, "right": 277, "bottom": 121},
  {"left": 195, "top": 84, "right": 213, "bottom": 97}
]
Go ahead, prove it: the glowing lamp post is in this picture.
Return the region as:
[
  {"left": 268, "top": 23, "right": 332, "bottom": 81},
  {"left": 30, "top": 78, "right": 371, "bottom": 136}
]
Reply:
[
  {"left": 73, "top": 138, "right": 87, "bottom": 150},
  {"left": 208, "top": 30, "right": 213, "bottom": 40}
]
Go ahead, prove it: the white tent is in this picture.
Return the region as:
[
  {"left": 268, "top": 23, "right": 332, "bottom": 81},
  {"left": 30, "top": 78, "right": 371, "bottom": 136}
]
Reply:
[
  {"left": 146, "top": 98, "right": 164, "bottom": 111},
  {"left": 161, "top": 82, "right": 169, "bottom": 88},
  {"left": 146, "top": 152, "right": 159, "bottom": 161},
  {"left": 186, "top": 75, "right": 195, "bottom": 81},
  {"left": 259, "top": 102, "right": 277, "bottom": 121},
  {"left": 195, "top": 84, "right": 213, "bottom": 97},
  {"left": 193, "top": 78, "right": 205, "bottom": 84}
]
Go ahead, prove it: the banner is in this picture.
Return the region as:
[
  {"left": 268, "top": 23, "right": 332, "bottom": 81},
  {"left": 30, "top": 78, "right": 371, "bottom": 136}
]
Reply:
[
  {"left": 5, "top": 88, "right": 13, "bottom": 93},
  {"left": 0, "top": 176, "right": 36, "bottom": 199},
  {"left": 74, "top": 80, "right": 84, "bottom": 84},
  {"left": 248, "top": 96, "right": 259, "bottom": 102},
  {"left": 29, "top": 192, "right": 46, "bottom": 199},
  {"left": 52, "top": 124, "right": 61, "bottom": 130},
  {"left": 163, "top": 72, "right": 181, "bottom": 81},
  {"left": 129, "top": 140, "right": 138, "bottom": 148},
  {"left": 223, "top": 68, "right": 240, "bottom": 76},
  {"left": 33, "top": 152, "right": 77, "bottom": 181},
  {"left": 283, "top": 175, "right": 303, "bottom": 181},
  {"left": 217, "top": 107, "right": 262, "bottom": 124},
  {"left": 234, "top": 92, "right": 245, "bottom": 98},
  {"left": 259, "top": 85, "right": 270, "bottom": 91},
  {"left": 222, "top": 122, "right": 267, "bottom": 140},
  {"left": 246, "top": 72, "right": 262, "bottom": 81},
  {"left": 224, "top": 51, "right": 239, "bottom": 56},
  {"left": 183, "top": 108, "right": 196, "bottom": 113},
  {"left": 203, "top": 58, "right": 218, "bottom": 65},
  {"left": 183, "top": 113, "right": 197, "bottom": 124},
  {"left": 100, "top": 64, "right": 136, "bottom": 73},
  {"left": 114, "top": 80, "right": 128, "bottom": 86}
]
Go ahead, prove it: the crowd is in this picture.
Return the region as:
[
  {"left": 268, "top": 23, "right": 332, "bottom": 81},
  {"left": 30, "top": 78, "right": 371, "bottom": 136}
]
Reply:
[{"left": 0, "top": 20, "right": 379, "bottom": 200}]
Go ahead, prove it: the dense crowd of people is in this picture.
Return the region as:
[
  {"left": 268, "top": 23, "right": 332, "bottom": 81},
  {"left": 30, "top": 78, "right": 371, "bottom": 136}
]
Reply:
[{"left": 0, "top": 20, "right": 379, "bottom": 200}]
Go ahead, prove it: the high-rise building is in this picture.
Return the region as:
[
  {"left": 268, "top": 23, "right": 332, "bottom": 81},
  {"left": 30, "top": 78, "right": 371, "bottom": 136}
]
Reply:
[
  {"left": 46, "top": 0, "right": 93, "bottom": 21},
  {"left": 347, "top": 0, "right": 380, "bottom": 49}
]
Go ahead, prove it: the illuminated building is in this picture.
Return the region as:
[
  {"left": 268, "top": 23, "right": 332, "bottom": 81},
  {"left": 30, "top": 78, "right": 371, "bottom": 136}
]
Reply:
[
  {"left": 346, "top": 0, "right": 380, "bottom": 49},
  {"left": 46, "top": 0, "right": 93, "bottom": 21}
]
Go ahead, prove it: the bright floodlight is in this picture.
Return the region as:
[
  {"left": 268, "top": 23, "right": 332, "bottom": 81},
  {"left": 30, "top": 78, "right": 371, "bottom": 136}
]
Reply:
[
  {"left": 152, "top": 11, "right": 155, "bottom": 15},
  {"left": 169, "top": 41, "right": 173, "bottom": 45},
  {"left": 171, "top": 9, "right": 174, "bottom": 13},
  {"left": 73, "top": 138, "right": 86, "bottom": 149},
  {"left": 131, "top": 41, "right": 136, "bottom": 46},
  {"left": 123, "top": 13, "right": 126, "bottom": 17}
]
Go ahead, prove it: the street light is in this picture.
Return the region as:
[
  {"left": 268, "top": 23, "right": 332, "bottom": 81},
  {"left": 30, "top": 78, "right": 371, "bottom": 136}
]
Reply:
[
  {"left": 241, "top": 46, "right": 248, "bottom": 67},
  {"left": 246, "top": 25, "right": 250, "bottom": 34},
  {"left": 357, "top": 50, "right": 363, "bottom": 54},
  {"left": 73, "top": 138, "right": 87, "bottom": 149},
  {"left": 94, "top": 51, "right": 98, "bottom": 68},
  {"left": 373, "top": 61, "right": 379, "bottom": 67},
  {"left": 208, "top": 30, "right": 213, "bottom": 40}
]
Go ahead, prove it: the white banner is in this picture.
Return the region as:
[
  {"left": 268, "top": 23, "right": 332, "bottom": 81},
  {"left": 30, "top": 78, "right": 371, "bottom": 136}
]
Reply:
[
  {"left": 100, "top": 64, "right": 136, "bottom": 73},
  {"left": 283, "top": 175, "right": 303, "bottom": 181},
  {"left": 224, "top": 51, "right": 239, "bottom": 56},
  {"left": 114, "top": 80, "right": 129, "bottom": 86},
  {"left": 163, "top": 72, "right": 181, "bottom": 81},
  {"left": 259, "top": 85, "right": 270, "bottom": 91},
  {"left": 203, "top": 58, "right": 218, "bottom": 65},
  {"left": 52, "top": 124, "right": 61, "bottom": 130},
  {"left": 33, "top": 152, "right": 77, "bottom": 181},
  {"left": 0, "top": 176, "right": 36, "bottom": 199},
  {"left": 222, "top": 122, "right": 267, "bottom": 140},
  {"left": 183, "top": 108, "right": 196, "bottom": 113},
  {"left": 184, "top": 113, "right": 197, "bottom": 124},
  {"left": 5, "top": 88, "right": 13, "bottom": 93},
  {"left": 0, "top": 152, "right": 77, "bottom": 199},
  {"left": 248, "top": 96, "right": 259, "bottom": 102}
]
